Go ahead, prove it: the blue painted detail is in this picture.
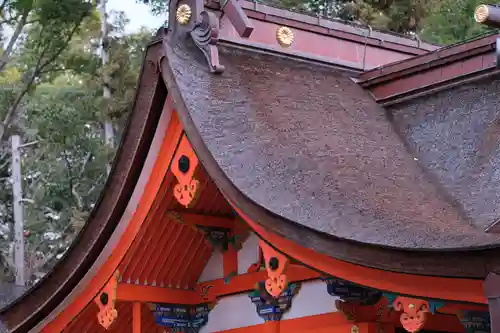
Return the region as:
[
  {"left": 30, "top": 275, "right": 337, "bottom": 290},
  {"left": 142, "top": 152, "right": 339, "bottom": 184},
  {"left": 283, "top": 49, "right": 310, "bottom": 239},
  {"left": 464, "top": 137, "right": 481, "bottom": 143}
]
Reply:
[
  {"left": 383, "top": 292, "right": 397, "bottom": 308},
  {"left": 458, "top": 310, "right": 491, "bottom": 333},
  {"left": 322, "top": 277, "right": 382, "bottom": 305},
  {"left": 196, "top": 226, "right": 231, "bottom": 251},
  {"left": 249, "top": 282, "right": 301, "bottom": 321},
  {"left": 428, "top": 300, "right": 445, "bottom": 314},
  {"left": 152, "top": 303, "right": 212, "bottom": 333}
]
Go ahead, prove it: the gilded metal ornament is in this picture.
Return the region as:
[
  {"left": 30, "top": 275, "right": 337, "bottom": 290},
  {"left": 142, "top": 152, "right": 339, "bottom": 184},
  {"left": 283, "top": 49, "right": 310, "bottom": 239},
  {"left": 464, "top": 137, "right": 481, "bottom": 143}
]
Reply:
[
  {"left": 176, "top": 4, "right": 192, "bottom": 25},
  {"left": 474, "top": 4, "right": 489, "bottom": 23},
  {"left": 276, "top": 26, "right": 294, "bottom": 48}
]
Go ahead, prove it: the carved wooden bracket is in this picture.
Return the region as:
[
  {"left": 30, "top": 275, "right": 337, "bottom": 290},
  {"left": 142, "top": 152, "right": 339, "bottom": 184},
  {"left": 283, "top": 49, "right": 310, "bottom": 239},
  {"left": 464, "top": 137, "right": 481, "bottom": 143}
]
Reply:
[
  {"left": 259, "top": 240, "right": 288, "bottom": 297},
  {"left": 392, "top": 296, "right": 429, "bottom": 333},
  {"left": 150, "top": 302, "right": 214, "bottom": 332},
  {"left": 323, "top": 277, "right": 382, "bottom": 305},
  {"left": 457, "top": 310, "right": 491, "bottom": 333},
  {"left": 249, "top": 282, "right": 300, "bottom": 321},
  {"left": 95, "top": 271, "right": 119, "bottom": 329},
  {"left": 166, "top": 0, "right": 254, "bottom": 74},
  {"left": 172, "top": 136, "right": 200, "bottom": 208}
]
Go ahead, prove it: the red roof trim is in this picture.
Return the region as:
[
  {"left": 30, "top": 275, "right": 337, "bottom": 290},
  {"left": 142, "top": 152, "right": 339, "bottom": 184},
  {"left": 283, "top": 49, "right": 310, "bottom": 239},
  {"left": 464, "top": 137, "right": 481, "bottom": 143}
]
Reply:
[
  {"left": 359, "top": 34, "right": 497, "bottom": 86},
  {"left": 237, "top": 1, "right": 439, "bottom": 55}
]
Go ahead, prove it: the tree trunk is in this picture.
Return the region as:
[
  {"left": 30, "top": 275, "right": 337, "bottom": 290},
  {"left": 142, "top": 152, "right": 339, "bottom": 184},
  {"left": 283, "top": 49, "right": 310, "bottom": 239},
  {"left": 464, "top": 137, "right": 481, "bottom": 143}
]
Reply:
[
  {"left": 11, "top": 135, "right": 24, "bottom": 286},
  {"left": 99, "top": 0, "right": 115, "bottom": 174}
]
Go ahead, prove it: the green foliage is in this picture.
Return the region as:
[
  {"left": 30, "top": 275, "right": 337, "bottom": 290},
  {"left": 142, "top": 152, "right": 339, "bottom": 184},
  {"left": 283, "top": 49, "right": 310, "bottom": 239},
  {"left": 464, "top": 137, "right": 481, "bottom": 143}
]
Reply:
[
  {"left": 0, "top": 1, "right": 154, "bottom": 284},
  {"left": 21, "top": 85, "right": 108, "bottom": 276},
  {"left": 138, "top": 0, "right": 167, "bottom": 15},
  {"left": 420, "top": 0, "right": 495, "bottom": 44}
]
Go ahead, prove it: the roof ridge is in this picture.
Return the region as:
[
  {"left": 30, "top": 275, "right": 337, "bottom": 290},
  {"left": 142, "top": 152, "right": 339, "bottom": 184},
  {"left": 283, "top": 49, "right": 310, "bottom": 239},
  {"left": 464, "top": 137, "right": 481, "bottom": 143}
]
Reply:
[
  {"left": 359, "top": 32, "right": 497, "bottom": 84},
  {"left": 237, "top": 0, "right": 441, "bottom": 51}
]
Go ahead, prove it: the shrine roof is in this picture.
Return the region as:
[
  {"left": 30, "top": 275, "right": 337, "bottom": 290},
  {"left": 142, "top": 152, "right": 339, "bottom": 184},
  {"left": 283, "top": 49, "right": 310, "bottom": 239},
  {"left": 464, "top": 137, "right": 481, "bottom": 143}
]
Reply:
[{"left": 163, "top": 36, "right": 500, "bottom": 251}]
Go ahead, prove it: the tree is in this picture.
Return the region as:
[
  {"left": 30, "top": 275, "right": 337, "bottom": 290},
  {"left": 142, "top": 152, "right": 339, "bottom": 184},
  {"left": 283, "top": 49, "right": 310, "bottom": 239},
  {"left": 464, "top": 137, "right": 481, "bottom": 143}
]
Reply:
[
  {"left": 0, "top": 0, "right": 95, "bottom": 142},
  {"left": 420, "top": 0, "right": 494, "bottom": 44},
  {"left": 0, "top": 15, "right": 154, "bottom": 285}
]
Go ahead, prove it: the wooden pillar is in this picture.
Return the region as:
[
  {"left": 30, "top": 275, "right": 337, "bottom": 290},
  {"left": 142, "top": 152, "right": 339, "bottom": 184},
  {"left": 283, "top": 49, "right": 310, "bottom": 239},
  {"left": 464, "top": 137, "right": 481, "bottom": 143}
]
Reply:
[{"left": 133, "top": 302, "right": 141, "bottom": 333}]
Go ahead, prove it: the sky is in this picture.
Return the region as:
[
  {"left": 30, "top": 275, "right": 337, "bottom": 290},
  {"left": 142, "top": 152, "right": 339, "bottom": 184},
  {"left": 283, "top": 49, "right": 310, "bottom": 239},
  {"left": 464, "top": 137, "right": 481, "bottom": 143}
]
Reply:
[{"left": 107, "top": 0, "right": 166, "bottom": 33}]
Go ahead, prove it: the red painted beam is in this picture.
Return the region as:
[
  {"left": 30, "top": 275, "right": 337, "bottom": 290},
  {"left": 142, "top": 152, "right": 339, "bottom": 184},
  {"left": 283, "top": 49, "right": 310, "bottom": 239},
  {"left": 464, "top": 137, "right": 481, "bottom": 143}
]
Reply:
[
  {"left": 197, "top": 264, "right": 320, "bottom": 302},
  {"left": 117, "top": 265, "right": 320, "bottom": 304}
]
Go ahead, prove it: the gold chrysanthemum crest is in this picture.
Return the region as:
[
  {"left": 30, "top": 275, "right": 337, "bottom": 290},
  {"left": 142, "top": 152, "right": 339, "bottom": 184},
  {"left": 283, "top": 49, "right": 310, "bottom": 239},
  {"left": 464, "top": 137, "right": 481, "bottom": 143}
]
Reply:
[
  {"left": 176, "top": 4, "right": 192, "bottom": 25},
  {"left": 276, "top": 26, "right": 294, "bottom": 48},
  {"left": 474, "top": 4, "right": 489, "bottom": 23}
]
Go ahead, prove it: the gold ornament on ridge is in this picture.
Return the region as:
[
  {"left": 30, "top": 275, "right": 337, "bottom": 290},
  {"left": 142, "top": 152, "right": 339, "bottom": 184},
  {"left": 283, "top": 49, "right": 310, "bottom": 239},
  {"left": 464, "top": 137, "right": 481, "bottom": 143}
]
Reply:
[
  {"left": 474, "top": 4, "right": 489, "bottom": 23},
  {"left": 176, "top": 4, "right": 192, "bottom": 25},
  {"left": 276, "top": 26, "right": 294, "bottom": 48}
]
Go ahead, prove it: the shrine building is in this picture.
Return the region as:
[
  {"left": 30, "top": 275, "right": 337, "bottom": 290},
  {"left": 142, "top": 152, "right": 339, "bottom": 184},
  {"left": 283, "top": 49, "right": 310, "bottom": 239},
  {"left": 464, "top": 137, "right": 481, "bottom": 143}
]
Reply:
[{"left": 2, "top": 1, "right": 500, "bottom": 333}]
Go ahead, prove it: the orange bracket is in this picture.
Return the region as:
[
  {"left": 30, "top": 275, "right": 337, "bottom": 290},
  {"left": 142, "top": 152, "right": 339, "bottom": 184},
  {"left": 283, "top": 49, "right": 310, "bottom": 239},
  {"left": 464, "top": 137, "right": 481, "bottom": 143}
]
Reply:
[
  {"left": 260, "top": 240, "right": 288, "bottom": 297},
  {"left": 95, "top": 271, "right": 119, "bottom": 329},
  {"left": 171, "top": 135, "right": 200, "bottom": 208},
  {"left": 392, "top": 296, "right": 429, "bottom": 333}
]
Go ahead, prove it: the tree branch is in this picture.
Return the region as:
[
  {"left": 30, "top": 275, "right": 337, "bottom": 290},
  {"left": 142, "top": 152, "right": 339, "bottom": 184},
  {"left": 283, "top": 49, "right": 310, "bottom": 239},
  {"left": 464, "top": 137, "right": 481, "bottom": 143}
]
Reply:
[
  {"left": 0, "top": 13, "right": 87, "bottom": 142},
  {"left": 0, "top": 3, "right": 32, "bottom": 73}
]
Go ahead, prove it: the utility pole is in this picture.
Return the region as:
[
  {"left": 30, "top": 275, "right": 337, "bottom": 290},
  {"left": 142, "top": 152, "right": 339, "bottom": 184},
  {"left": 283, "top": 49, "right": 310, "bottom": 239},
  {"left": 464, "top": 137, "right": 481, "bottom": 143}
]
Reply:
[
  {"left": 99, "top": 0, "right": 114, "bottom": 174},
  {"left": 11, "top": 135, "right": 24, "bottom": 286}
]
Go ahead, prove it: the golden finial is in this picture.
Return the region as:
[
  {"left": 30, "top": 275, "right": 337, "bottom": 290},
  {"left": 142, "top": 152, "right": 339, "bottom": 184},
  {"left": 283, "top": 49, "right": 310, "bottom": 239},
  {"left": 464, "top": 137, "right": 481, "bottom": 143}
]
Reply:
[
  {"left": 176, "top": 4, "right": 192, "bottom": 25},
  {"left": 276, "top": 26, "right": 294, "bottom": 48},
  {"left": 351, "top": 325, "right": 360, "bottom": 333},
  {"left": 475, "top": 4, "right": 489, "bottom": 23}
]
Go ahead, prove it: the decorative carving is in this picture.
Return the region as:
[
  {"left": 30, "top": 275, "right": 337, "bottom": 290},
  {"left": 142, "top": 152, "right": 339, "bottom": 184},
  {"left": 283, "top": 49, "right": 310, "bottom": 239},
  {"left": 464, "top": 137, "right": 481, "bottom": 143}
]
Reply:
[
  {"left": 195, "top": 225, "right": 232, "bottom": 250},
  {"left": 276, "top": 26, "right": 294, "bottom": 47},
  {"left": 166, "top": 0, "right": 253, "bottom": 73},
  {"left": 457, "top": 310, "right": 491, "bottom": 333},
  {"left": 95, "top": 271, "right": 119, "bottom": 329},
  {"left": 151, "top": 302, "right": 214, "bottom": 333},
  {"left": 171, "top": 136, "right": 200, "bottom": 208},
  {"left": 249, "top": 282, "right": 301, "bottom": 321},
  {"left": 176, "top": 4, "right": 192, "bottom": 24},
  {"left": 199, "top": 284, "right": 213, "bottom": 301},
  {"left": 323, "top": 277, "right": 382, "bottom": 305},
  {"left": 474, "top": 4, "right": 489, "bottom": 23},
  {"left": 260, "top": 240, "right": 288, "bottom": 297},
  {"left": 391, "top": 296, "right": 429, "bottom": 333},
  {"left": 190, "top": 11, "right": 224, "bottom": 73}
]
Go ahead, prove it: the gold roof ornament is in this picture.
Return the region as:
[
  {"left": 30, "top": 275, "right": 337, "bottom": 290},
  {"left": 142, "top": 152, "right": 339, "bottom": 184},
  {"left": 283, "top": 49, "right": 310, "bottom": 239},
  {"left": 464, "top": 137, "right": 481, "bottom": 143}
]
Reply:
[
  {"left": 276, "top": 26, "right": 294, "bottom": 48},
  {"left": 474, "top": 4, "right": 489, "bottom": 23},
  {"left": 176, "top": 4, "right": 192, "bottom": 25}
]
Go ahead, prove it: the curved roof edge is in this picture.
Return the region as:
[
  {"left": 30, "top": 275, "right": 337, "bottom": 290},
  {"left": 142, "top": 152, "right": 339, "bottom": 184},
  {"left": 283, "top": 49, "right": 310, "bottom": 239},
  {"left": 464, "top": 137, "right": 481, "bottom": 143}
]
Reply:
[
  {"left": 0, "top": 38, "right": 166, "bottom": 332},
  {"left": 159, "top": 29, "right": 500, "bottom": 280}
]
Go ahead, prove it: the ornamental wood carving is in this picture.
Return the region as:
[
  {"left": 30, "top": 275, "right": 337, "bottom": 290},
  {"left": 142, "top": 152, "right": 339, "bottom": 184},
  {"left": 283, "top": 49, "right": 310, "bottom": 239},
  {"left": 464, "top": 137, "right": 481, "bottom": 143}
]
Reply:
[
  {"left": 260, "top": 240, "right": 288, "bottom": 297},
  {"left": 171, "top": 136, "right": 200, "bottom": 208},
  {"left": 95, "top": 271, "right": 119, "bottom": 329},
  {"left": 166, "top": 0, "right": 253, "bottom": 73},
  {"left": 392, "top": 296, "right": 429, "bottom": 333}
]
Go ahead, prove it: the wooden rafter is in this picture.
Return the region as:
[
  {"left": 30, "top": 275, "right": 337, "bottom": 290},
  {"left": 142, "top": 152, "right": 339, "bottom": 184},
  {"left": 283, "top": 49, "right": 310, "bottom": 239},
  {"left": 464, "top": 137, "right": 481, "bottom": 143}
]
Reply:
[{"left": 167, "top": 211, "right": 235, "bottom": 229}]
